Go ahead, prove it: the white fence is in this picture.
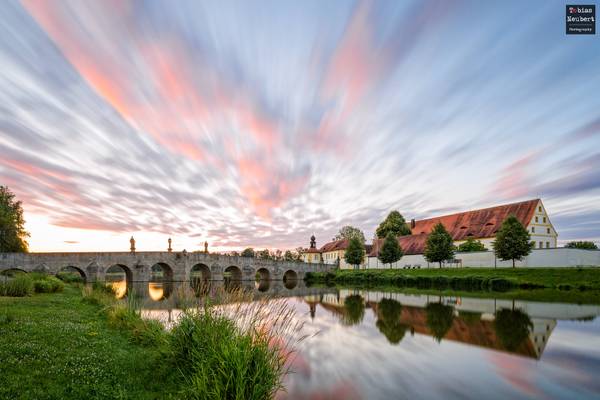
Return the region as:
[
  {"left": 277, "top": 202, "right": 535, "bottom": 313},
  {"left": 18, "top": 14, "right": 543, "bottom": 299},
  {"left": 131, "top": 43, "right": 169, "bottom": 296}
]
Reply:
[{"left": 363, "top": 248, "right": 600, "bottom": 269}]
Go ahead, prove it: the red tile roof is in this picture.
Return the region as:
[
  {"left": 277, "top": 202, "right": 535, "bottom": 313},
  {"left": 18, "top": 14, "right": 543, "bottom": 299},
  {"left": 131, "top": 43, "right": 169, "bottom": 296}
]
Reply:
[
  {"left": 370, "top": 199, "right": 540, "bottom": 256},
  {"left": 320, "top": 238, "right": 348, "bottom": 252},
  {"left": 369, "top": 233, "right": 429, "bottom": 256},
  {"left": 411, "top": 199, "right": 539, "bottom": 240}
]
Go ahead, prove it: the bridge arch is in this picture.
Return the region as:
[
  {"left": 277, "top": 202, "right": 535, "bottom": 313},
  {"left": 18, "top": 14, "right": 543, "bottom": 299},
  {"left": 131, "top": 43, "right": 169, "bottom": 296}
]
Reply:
[
  {"left": 151, "top": 262, "right": 173, "bottom": 281},
  {"left": 256, "top": 268, "right": 270, "bottom": 281},
  {"left": 105, "top": 264, "right": 132, "bottom": 299},
  {"left": 191, "top": 263, "right": 211, "bottom": 281},
  {"left": 283, "top": 269, "right": 298, "bottom": 289},
  {"left": 255, "top": 268, "right": 270, "bottom": 292},
  {"left": 224, "top": 265, "right": 242, "bottom": 281},
  {"left": 0, "top": 268, "right": 27, "bottom": 277},
  {"left": 58, "top": 266, "right": 86, "bottom": 283}
]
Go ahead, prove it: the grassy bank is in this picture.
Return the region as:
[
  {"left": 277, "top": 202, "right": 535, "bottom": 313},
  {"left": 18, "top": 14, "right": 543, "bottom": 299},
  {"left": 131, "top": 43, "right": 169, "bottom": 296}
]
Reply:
[
  {"left": 305, "top": 267, "right": 600, "bottom": 292},
  {"left": 0, "top": 283, "right": 291, "bottom": 399}
]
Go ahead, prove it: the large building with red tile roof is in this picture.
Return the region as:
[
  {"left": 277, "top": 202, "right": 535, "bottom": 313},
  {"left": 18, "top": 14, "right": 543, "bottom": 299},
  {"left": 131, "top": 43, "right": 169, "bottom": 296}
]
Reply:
[
  {"left": 369, "top": 199, "right": 557, "bottom": 258},
  {"left": 303, "top": 199, "right": 558, "bottom": 269}
]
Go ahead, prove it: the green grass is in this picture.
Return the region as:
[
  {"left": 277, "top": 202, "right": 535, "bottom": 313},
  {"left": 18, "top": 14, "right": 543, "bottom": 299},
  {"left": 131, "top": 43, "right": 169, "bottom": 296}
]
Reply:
[
  {"left": 0, "top": 283, "right": 291, "bottom": 399},
  {"left": 0, "top": 286, "right": 174, "bottom": 399},
  {"left": 306, "top": 267, "right": 600, "bottom": 290}
]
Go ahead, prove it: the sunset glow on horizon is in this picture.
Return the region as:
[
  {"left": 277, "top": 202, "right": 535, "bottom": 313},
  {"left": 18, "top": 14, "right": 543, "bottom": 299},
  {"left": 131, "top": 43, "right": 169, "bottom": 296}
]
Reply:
[{"left": 1, "top": 0, "right": 599, "bottom": 252}]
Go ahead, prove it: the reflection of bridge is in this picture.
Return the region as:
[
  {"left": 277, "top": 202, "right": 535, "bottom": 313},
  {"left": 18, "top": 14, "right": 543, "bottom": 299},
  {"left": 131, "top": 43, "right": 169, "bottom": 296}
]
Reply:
[
  {"left": 0, "top": 252, "right": 333, "bottom": 283},
  {"left": 130, "top": 280, "right": 338, "bottom": 310}
]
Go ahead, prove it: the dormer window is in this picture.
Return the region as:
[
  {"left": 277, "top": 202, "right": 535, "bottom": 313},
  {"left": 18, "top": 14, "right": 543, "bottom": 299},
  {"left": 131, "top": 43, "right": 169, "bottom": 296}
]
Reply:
[
  {"left": 460, "top": 226, "right": 467, "bottom": 230},
  {"left": 539, "top": 206, "right": 542, "bottom": 212},
  {"left": 543, "top": 217, "right": 546, "bottom": 223}
]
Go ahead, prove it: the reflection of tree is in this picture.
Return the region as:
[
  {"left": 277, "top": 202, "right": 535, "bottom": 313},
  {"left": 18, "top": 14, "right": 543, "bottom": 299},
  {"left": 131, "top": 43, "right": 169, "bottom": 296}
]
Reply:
[
  {"left": 342, "top": 295, "right": 365, "bottom": 326},
  {"left": 494, "top": 308, "right": 533, "bottom": 351},
  {"left": 376, "top": 298, "right": 408, "bottom": 344},
  {"left": 425, "top": 302, "right": 454, "bottom": 342}
]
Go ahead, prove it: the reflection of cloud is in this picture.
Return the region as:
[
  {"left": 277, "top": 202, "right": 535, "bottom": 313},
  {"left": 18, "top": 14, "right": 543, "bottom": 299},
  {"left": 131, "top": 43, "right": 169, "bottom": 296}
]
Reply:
[{"left": 0, "top": 1, "right": 598, "bottom": 251}]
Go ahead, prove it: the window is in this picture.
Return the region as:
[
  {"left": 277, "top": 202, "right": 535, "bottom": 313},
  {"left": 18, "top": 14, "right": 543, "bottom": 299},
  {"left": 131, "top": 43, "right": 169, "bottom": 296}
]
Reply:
[
  {"left": 539, "top": 206, "right": 542, "bottom": 212},
  {"left": 547, "top": 228, "right": 550, "bottom": 234},
  {"left": 543, "top": 217, "right": 546, "bottom": 223},
  {"left": 531, "top": 227, "right": 535, "bottom": 233},
  {"left": 546, "top": 242, "right": 550, "bottom": 248},
  {"left": 539, "top": 241, "right": 543, "bottom": 248},
  {"left": 535, "top": 216, "right": 538, "bottom": 223}
]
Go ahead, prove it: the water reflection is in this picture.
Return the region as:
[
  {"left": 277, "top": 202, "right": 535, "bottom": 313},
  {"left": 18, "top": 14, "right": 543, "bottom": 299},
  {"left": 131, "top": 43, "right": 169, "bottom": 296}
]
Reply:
[
  {"left": 342, "top": 294, "right": 365, "bottom": 326},
  {"left": 375, "top": 299, "right": 407, "bottom": 344},
  {"left": 425, "top": 302, "right": 455, "bottom": 342},
  {"left": 148, "top": 281, "right": 173, "bottom": 301}
]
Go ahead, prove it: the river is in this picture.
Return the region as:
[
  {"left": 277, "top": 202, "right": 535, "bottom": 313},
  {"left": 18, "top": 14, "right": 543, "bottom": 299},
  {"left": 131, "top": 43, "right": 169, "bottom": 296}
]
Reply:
[{"left": 108, "top": 278, "right": 600, "bottom": 399}]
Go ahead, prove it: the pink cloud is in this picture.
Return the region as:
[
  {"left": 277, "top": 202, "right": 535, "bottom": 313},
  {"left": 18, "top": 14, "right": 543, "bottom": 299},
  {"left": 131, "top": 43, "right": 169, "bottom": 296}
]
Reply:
[{"left": 22, "top": 0, "right": 303, "bottom": 217}]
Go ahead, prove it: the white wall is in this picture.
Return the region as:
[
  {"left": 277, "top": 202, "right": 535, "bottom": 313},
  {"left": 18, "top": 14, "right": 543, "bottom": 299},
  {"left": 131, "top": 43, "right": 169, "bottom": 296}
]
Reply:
[{"left": 366, "top": 248, "right": 600, "bottom": 269}]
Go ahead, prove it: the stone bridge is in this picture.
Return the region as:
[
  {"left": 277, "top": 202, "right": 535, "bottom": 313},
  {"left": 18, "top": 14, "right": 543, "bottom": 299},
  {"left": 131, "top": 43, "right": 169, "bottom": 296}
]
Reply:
[{"left": 0, "top": 251, "right": 333, "bottom": 283}]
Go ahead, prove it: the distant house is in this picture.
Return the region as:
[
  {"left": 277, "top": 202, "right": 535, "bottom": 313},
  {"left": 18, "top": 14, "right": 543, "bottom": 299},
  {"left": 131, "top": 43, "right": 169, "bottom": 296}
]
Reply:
[
  {"left": 301, "top": 236, "right": 372, "bottom": 268},
  {"left": 369, "top": 198, "right": 558, "bottom": 259}
]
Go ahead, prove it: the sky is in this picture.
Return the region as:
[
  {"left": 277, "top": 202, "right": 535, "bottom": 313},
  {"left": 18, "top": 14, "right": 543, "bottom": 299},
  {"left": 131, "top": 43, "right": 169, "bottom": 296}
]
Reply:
[{"left": 0, "top": 0, "right": 599, "bottom": 252}]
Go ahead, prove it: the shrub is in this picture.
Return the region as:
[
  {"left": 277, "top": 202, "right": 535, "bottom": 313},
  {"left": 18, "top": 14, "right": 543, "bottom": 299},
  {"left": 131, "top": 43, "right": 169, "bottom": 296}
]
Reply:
[
  {"left": 0, "top": 274, "right": 34, "bottom": 297},
  {"left": 32, "top": 275, "right": 65, "bottom": 293},
  {"left": 170, "top": 307, "right": 289, "bottom": 400},
  {"left": 56, "top": 271, "right": 84, "bottom": 283},
  {"left": 489, "top": 278, "right": 513, "bottom": 292}
]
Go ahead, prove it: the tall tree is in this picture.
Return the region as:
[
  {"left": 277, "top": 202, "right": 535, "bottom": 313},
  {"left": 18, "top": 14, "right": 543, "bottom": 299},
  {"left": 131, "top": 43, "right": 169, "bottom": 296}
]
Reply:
[
  {"left": 378, "top": 232, "right": 403, "bottom": 268},
  {"left": 334, "top": 225, "right": 365, "bottom": 244},
  {"left": 376, "top": 211, "right": 412, "bottom": 238},
  {"left": 256, "top": 249, "right": 271, "bottom": 260},
  {"left": 565, "top": 241, "right": 598, "bottom": 250},
  {"left": 424, "top": 223, "right": 454, "bottom": 268},
  {"left": 0, "top": 186, "right": 29, "bottom": 253},
  {"left": 240, "top": 247, "right": 255, "bottom": 258},
  {"left": 493, "top": 215, "right": 533, "bottom": 268},
  {"left": 344, "top": 237, "right": 365, "bottom": 270},
  {"left": 456, "top": 238, "right": 486, "bottom": 252},
  {"left": 283, "top": 250, "right": 295, "bottom": 261}
]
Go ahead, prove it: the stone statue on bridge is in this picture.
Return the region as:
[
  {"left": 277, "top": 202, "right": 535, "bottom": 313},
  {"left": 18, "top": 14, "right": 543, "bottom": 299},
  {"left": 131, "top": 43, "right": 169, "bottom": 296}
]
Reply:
[
  {"left": 130, "top": 236, "right": 135, "bottom": 253},
  {"left": 168, "top": 238, "right": 172, "bottom": 253}
]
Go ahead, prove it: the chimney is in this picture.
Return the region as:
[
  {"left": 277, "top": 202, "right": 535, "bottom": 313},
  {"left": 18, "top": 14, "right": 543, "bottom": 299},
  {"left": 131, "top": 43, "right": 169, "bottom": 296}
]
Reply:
[{"left": 411, "top": 219, "right": 416, "bottom": 229}]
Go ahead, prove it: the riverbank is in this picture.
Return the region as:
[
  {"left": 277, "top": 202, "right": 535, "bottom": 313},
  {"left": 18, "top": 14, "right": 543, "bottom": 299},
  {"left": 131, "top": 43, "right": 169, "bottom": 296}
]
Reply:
[
  {"left": 0, "top": 284, "right": 289, "bottom": 399},
  {"left": 305, "top": 267, "right": 600, "bottom": 292}
]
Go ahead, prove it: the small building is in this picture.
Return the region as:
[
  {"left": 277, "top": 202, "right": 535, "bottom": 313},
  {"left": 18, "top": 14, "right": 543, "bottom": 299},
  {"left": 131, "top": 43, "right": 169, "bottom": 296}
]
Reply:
[
  {"left": 369, "top": 198, "right": 558, "bottom": 259},
  {"left": 301, "top": 236, "right": 372, "bottom": 269},
  {"left": 301, "top": 235, "right": 322, "bottom": 264}
]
